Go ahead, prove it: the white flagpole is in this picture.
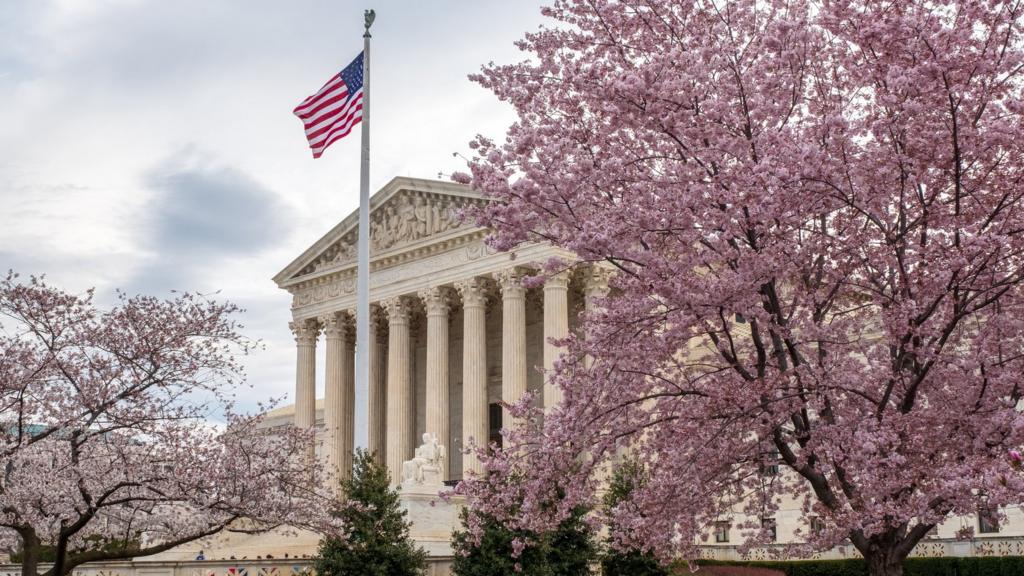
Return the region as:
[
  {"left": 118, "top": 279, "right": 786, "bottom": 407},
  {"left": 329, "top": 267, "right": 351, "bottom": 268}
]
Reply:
[{"left": 355, "top": 9, "right": 374, "bottom": 453}]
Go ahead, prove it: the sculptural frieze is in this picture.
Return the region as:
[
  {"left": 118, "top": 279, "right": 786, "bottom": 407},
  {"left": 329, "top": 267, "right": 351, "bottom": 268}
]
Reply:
[
  {"left": 295, "top": 192, "right": 478, "bottom": 279},
  {"left": 370, "top": 192, "right": 466, "bottom": 252}
]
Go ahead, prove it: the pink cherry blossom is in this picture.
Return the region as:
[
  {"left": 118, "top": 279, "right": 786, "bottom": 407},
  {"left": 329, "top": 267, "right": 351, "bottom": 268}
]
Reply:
[
  {"left": 0, "top": 273, "right": 342, "bottom": 576},
  {"left": 455, "top": 2, "right": 1024, "bottom": 576}
]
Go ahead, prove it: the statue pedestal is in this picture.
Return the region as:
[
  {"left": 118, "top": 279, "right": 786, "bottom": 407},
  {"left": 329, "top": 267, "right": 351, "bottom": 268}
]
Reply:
[{"left": 399, "top": 483, "right": 464, "bottom": 557}]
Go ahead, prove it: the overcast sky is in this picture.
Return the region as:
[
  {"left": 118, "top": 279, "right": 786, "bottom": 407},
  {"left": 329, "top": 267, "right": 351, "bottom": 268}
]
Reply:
[{"left": 0, "top": 0, "right": 545, "bottom": 426}]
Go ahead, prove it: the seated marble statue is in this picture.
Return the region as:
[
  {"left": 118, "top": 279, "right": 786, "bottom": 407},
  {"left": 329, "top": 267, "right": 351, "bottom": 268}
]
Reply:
[{"left": 401, "top": 432, "right": 445, "bottom": 486}]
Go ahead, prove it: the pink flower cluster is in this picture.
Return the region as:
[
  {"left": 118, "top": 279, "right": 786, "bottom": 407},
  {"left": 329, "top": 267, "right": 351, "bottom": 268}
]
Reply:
[
  {"left": 456, "top": 0, "right": 1024, "bottom": 570},
  {"left": 0, "top": 273, "right": 343, "bottom": 575}
]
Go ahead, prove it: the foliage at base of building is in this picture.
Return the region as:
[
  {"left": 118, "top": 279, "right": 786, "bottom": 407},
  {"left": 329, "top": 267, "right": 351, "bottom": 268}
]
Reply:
[
  {"left": 314, "top": 450, "right": 427, "bottom": 576},
  {"left": 600, "top": 460, "right": 669, "bottom": 576},
  {"left": 451, "top": 506, "right": 596, "bottom": 576},
  {"left": 698, "top": 556, "right": 1024, "bottom": 576}
]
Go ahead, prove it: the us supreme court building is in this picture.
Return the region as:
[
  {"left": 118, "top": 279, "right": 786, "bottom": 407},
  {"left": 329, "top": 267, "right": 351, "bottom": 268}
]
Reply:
[
  {"left": 24, "top": 176, "right": 1018, "bottom": 576},
  {"left": 264, "top": 175, "right": 1024, "bottom": 559},
  {"left": 270, "top": 176, "right": 605, "bottom": 488}
]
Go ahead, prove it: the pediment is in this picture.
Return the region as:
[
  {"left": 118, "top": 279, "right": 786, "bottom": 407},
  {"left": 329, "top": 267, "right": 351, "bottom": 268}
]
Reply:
[{"left": 274, "top": 177, "right": 488, "bottom": 286}]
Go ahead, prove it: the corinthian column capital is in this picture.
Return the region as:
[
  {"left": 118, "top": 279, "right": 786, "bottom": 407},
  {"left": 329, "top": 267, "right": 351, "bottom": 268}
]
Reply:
[
  {"left": 319, "top": 312, "right": 347, "bottom": 340},
  {"left": 456, "top": 277, "right": 489, "bottom": 309},
  {"left": 494, "top": 267, "right": 527, "bottom": 298},
  {"left": 544, "top": 270, "right": 572, "bottom": 290},
  {"left": 383, "top": 296, "right": 412, "bottom": 324},
  {"left": 289, "top": 318, "right": 321, "bottom": 345},
  {"left": 584, "top": 266, "right": 613, "bottom": 299},
  {"left": 418, "top": 286, "right": 453, "bottom": 317}
]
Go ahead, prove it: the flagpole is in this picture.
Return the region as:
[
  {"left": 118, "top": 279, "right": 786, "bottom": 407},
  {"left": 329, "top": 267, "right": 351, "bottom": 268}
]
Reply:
[{"left": 355, "top": 9, "right": 374, "bottom": 454}]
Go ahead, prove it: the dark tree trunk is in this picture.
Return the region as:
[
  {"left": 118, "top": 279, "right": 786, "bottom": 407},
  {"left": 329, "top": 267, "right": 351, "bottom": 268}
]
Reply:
[
  {"left": 853, "top": 526, "right": 929, "bottom": 576},
  {"left": 864, "top": 549, "right": 905, "bottom": 576},
  {"left": 19, "top": 529, "right": 40, "bottom": 576}
]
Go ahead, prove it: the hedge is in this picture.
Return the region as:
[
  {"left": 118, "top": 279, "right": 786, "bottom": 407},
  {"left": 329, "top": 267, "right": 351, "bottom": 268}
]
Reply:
[{"left": 695, "top": 556, "right": 1024, "bottom": 576}]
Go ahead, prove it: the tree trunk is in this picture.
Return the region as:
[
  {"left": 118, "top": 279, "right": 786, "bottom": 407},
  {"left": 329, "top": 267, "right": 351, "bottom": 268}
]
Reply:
[
  {"left": 863, "top": 546, "right": 906, "bottom": 576},
  {"left": 19, "top": 529, "right": 40, "bottom": 576}
]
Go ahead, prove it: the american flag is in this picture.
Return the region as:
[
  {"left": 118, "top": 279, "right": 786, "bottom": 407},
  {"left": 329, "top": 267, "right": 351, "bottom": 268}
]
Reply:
[{"left": 294, "top": 52, "right": 364, "bottom": 159}]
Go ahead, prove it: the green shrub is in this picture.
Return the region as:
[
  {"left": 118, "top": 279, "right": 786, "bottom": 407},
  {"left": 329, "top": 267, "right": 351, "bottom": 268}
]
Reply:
[
  {"left": 451, "top": 506, "right": 596, "bottom": 576},
  {"left": 600, "top": 460, "right": 669, "bottom": 576},
  {"left": 697, "top": 559, "right": 865, "bottom": 576},
  {"left": 314, "top": 449, "right": 427, "bottom": 576},
  {"left": 955, "top": 555, "right": 1024, "bottom": 576},
  {"left": 697, "top": 556, "right": 1024, "bottom": 576},
  {"left": 904, "top": 557, "right": 957, "bottom": 576}
]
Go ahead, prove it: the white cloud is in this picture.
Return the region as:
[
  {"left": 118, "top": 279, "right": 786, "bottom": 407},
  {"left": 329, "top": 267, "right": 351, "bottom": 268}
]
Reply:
[{"left": 0, "top": 0, "right": 545, "bottom": 419}]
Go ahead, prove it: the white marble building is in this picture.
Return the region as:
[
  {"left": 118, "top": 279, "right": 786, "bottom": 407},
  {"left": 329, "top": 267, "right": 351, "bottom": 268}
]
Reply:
[
  {"left": 270, "top": 176, "right": 1024, "bottom": 558},
  {"left": 8, "top": 176, "right": 1020, "bottom": 576},
  {"left": 271, "top": 176, "right": 607, "bottom": 489}
]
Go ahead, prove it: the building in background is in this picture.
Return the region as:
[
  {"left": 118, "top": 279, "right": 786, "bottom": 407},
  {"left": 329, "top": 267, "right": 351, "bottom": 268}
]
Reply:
[{"left": 8, "top": 177, "right": 1019, "bottom": 576}]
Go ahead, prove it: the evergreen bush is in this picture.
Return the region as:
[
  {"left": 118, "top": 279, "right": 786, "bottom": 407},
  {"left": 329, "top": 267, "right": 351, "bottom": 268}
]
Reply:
[
  {"left": 451, "top": 506, "right": 596, "bottom": 576},
  {"left": 314, "top": 449, "right": 427, "bottom": 576},
  {"left": 600, "top": 460, "right": 669, "bottom": 576},
  {"left": 696, "top": 556, "right": 1024, "bottom": 576}
]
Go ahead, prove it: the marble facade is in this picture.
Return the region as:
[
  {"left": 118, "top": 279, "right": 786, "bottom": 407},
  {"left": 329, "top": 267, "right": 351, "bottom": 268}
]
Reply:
[
  {"left": 273, "top": 176, "right": 590, "bottom": 487},
  {"left": 268, "top": 175, "right": 1024, "bottom": 562}
]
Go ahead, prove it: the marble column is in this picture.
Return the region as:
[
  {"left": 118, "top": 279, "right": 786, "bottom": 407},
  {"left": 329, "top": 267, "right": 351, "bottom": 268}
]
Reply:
[
  {"left": 456, "top": 278, "right": 488, "bottom": 477},
  {"left": 585, "top": 266, "right": 615, "bottom": 481},
  {"left": 496, "top": 268, "right": 527, "bottom": 428},
  {"left": 321, "top": 312, "right": 348, "bottom": 492},
  {"left": 290, "top": 318, "right": 320, "bottom": 462},
  {"left": 384, "top": 296, "right": 413, "bottom": 484},
  {"left": 367, "top": 306, "right": 386, "bottom": 462},
  {"left": 584, "top": 267, "right": 612, "bottom": 368},
  {"left": 543, "top": 271, "right": 571, "bottom": 409},
  {"left": 420, "top": 286, "right": 452, "bottom": 480}
]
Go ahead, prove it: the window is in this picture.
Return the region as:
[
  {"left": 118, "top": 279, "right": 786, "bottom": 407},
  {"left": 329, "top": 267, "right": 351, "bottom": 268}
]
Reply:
[
  {"left": 762, "top": 517, "right": 778, "bottom": 542},
  {"left": 810, "top": 516, "right": 825, "bottom": 535},
  {"left": 978, "top": 508, "right": 999, "bottom": 534},
  {"left": 759, "top": 449, "right": 780, "bottom": 476},
  {"left": 488, "top": 403, "right": 503, "bottom": 449},
  {"left": 714, "top": 521, "right": 730, "bottom": 543}
]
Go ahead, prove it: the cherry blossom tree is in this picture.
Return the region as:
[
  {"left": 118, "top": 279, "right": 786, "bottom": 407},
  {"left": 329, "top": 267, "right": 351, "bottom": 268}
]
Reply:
[
  {"left": 0, "top": 273, "right": 340, "bottom": 576},
  {"left": 454, "top": 2, "right": 1024, "bottom": 575}
]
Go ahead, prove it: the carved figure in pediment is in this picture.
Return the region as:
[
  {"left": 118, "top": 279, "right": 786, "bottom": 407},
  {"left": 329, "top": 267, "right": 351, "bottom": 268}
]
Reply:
[
  {"left": 363, "top": 194, "right": 474, "bottom": 252},
  {"left": 430, "top": 202, "right": 444, "bottom": 234},
  {"left": 442, "top": 200, "right": 461, "bottom": 231},
  {"left": 396, "top": 196, "right": 417, "bottom": 242},
  {"left": 383, "top": 205, "right": 399, "bottom": 246},
  {"left": 332, "top": 242, "right": 355, "bottom": 263},
  {"left": 370, "top": 212, "right": 385, "bottom": 248},
  {"left": 413, "top": 196, "right": 430, "bottom": 237}
]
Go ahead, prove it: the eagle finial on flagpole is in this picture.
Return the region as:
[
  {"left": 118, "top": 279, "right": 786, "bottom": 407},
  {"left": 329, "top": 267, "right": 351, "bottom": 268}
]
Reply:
[{"left": 364, "top": 9, "right": 376, "bottom": 37}]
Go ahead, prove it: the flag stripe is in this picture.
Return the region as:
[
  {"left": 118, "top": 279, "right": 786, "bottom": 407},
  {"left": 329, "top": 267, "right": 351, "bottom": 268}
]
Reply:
[
  {"left": 313, "top": 117, "right": 361, "bottom": 158},
  {"left": 294, "top": 52, "right": 365, "bottom": 159},
  {"left": 311, "top": 107, "right": 363, "bottom": 152},
  {"left": 295, "top": 75, "right": 344, "bottom": 111},
  {"left": 303, "top": 92, "right": 359, "bottom": 134},
  {"left": 295, "top": 83, "right": 348, "bottom": 118},
  {"left": 305, "top": 93, "right": 362, "bottom": 141},
  {"left": 309, "top": 107, "right": 363, "bottom": 151}
]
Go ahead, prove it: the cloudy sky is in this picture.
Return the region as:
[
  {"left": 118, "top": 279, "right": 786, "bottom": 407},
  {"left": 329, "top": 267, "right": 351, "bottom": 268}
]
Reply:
[{"left": 0, "top": 0, "right": 545, "bottom": 426}]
